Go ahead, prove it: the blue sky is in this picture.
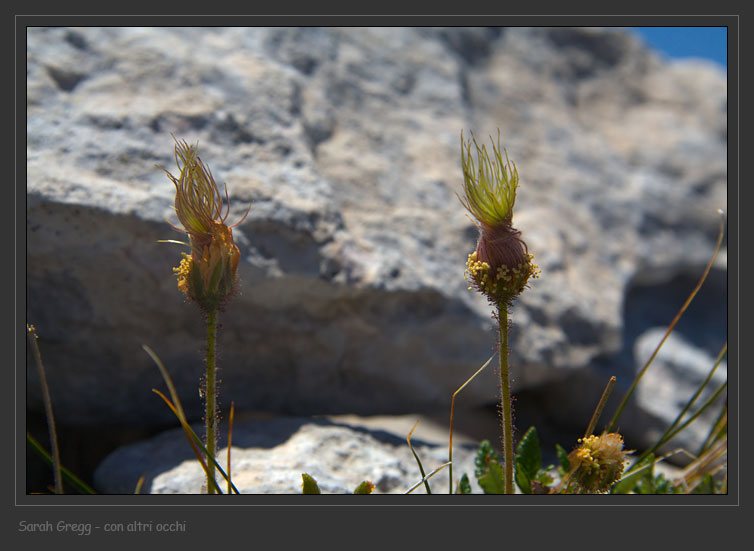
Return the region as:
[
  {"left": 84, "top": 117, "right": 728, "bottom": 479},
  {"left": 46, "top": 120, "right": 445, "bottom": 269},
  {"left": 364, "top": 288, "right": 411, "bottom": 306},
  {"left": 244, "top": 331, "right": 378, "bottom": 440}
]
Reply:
[{"left": 630, "top": 27, "right": 727, "bottom": 69}]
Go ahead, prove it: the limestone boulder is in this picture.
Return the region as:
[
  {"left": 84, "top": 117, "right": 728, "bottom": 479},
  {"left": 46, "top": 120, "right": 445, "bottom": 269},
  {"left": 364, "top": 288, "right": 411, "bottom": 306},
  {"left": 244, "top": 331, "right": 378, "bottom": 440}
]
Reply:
[{"left": 26, "top": 27, "right": 727, "bottom": 454}]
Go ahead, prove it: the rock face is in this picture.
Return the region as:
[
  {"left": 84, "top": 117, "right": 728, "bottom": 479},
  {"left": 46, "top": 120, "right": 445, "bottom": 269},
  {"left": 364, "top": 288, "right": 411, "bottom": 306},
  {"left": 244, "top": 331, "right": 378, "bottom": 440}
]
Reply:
[
  {"left": 93, "top": 416, "right": 480, "bottom": 494},
  {"left": 27, "top": 27, "right": 727, "bottom": 454}
]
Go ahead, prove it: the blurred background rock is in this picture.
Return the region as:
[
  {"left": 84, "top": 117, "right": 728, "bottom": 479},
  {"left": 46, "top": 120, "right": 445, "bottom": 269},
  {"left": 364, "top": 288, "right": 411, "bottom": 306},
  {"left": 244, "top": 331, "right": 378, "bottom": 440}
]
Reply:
[{"left": 26, "top": 26, "right": 727, "bottom": 493}]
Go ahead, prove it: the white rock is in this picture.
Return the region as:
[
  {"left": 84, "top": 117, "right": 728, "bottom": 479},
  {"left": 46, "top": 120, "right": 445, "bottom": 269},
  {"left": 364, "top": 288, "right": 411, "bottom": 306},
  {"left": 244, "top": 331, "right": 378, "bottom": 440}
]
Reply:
[{"left": 94, "top": 416, "right": 481, "bottom": 495}]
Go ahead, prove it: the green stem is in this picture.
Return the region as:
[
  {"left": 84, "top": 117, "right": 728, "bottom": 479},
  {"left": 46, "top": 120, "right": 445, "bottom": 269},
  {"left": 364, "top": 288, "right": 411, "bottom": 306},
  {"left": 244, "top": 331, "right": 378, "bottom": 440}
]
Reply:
[
  {"left": 497, "top": 302, "right": 514, "bottom": 494},
  {"left": 205, "top": 308, "right": 218, "bottom": 494}
]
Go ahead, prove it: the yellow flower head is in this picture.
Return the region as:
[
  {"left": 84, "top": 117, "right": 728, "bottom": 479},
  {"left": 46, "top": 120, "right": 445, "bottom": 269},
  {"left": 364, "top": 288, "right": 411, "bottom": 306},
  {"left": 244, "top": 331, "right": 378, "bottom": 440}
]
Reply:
[
  {"left": 458, "top": 131, "right": 539, "bottom": 304},
  {"left": 567, "top": 432, "right": 632, "bottom": 493},
  {"left": 162, "top": 137, "right": 250, "bottom": 311}
]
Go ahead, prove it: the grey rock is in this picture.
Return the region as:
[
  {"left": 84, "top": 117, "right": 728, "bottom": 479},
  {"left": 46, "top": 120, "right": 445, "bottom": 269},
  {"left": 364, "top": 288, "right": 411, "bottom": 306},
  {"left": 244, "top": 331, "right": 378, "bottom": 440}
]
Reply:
[
  {"left": 93, "top": 416, "right": 481, "bottom": 494},
  {"left": 27, "top": 27, "right": 727, "bottom": 450}
]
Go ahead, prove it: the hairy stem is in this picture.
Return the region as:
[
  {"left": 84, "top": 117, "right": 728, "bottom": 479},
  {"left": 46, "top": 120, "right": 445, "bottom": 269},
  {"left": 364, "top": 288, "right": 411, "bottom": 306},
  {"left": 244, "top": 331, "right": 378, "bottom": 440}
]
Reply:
[
  {"left": 497, "top": 302, "right": 514, "bottom": 494},
  {"left": 205, "top": 308, "right": 218, "bottom": 494}
]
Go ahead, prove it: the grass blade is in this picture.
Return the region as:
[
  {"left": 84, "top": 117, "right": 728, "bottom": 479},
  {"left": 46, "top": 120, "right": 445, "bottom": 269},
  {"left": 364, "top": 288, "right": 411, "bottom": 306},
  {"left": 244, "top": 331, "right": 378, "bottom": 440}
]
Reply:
[
  {"left": 682, "top": 436, "right": 727, "bottom": 493},
  {"left": 699, "top": 401, "right": 727, "bottom": 455},
  {"left": 27, "top": 325, "right": 63, "bottom": 494},
  {"left": 584, "top": 376, "right": 616, "bottom": 438},
  {"left": 150, "top": 390, "right": 241, "bottom": 494},
  {"left": 664, "top": 343, "right": 727, "bottom": 438},
  {"left": 26, "top": 432, "right": 96, "bottom": 494},
  {"left": 134, "top": 475, "right": 145, "bottom": 495},
  {"left": 152, "top": 389, "right": 224, "bottom": 494},
  {"left": 405, "top": 461, "right": 452, "bottom": 494},
  {"left": 659, "top": 382, "right": 727, "bottom": 450},
  {"left": 144, "top": 345, "right": 240, "bottom": 494},
  {"left": 407, "top": 420, "right": 431, "bottom": 494},
  {"left": 449, "top": 353, "right": 495, "bottom": 493},
  {"left": 143, "top": 345, "right": 187, "bottom": 419},
  {"left": 633, "top": 343, "right": 727, "bottom": 468}
]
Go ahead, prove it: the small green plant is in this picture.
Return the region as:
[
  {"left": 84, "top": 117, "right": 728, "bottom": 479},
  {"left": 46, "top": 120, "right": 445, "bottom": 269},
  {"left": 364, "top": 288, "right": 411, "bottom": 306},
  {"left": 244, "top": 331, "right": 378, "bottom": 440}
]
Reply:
[
  {"left": 474, "top": 439, "right": 506, "bottom": 494},
  {"left": 472, "top": 429, "right": 560, "bottom": 494},
  {"left": 158, "top": 136, "right": 250, "bottom": 494}
]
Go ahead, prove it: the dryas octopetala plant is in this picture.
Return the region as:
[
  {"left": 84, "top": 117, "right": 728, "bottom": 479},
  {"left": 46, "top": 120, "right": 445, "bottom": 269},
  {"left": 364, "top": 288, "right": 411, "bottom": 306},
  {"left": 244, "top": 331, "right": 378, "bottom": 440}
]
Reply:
[{"left": 458, "top": 130, "right": 539, "bottom": 494}]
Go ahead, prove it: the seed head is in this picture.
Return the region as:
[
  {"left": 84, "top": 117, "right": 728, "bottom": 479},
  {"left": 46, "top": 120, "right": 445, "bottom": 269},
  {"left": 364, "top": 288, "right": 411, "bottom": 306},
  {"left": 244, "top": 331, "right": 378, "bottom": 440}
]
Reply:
[
  {"left": 459, "top": 131, "right": 539, "bottom": 304},
  {"left": 161, "top": 137, "right": 250, "bottom": 311},
  {"left": 567, "top": 432, "right": 631, "bottom": 493}
]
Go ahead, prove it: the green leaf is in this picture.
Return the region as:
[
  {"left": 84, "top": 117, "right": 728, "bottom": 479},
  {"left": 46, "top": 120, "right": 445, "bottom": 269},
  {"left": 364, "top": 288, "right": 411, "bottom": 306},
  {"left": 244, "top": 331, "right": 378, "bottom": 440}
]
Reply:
[
  {"left": 474, "top": 440, "right": 500, "bottom": 479},
  {"left": 513, "top": 427, "right": 542, "bottom": 494},
  {"left": 478, "top": 462, "right": 506, "bottom": 494},
  {"left": 301, "top": 473, "right": 321, "bottom": 494},
  {"left": 457, "top": 473, "right": 472, "bottom": 495},
  {"left": 353, "top": 481, "right": 375, "bottom": 495},
  {"left": 474, "top": 439, "right": 506, "bottom": 493},
  {"left": 555, "top": 444, "right": 571, "bottom": 472},
  {"left": 515, "top": 426, "right": 542, "bottom": 480},
  {"left": 515, "top": 458, "right": 532, "bottom": 494}
]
